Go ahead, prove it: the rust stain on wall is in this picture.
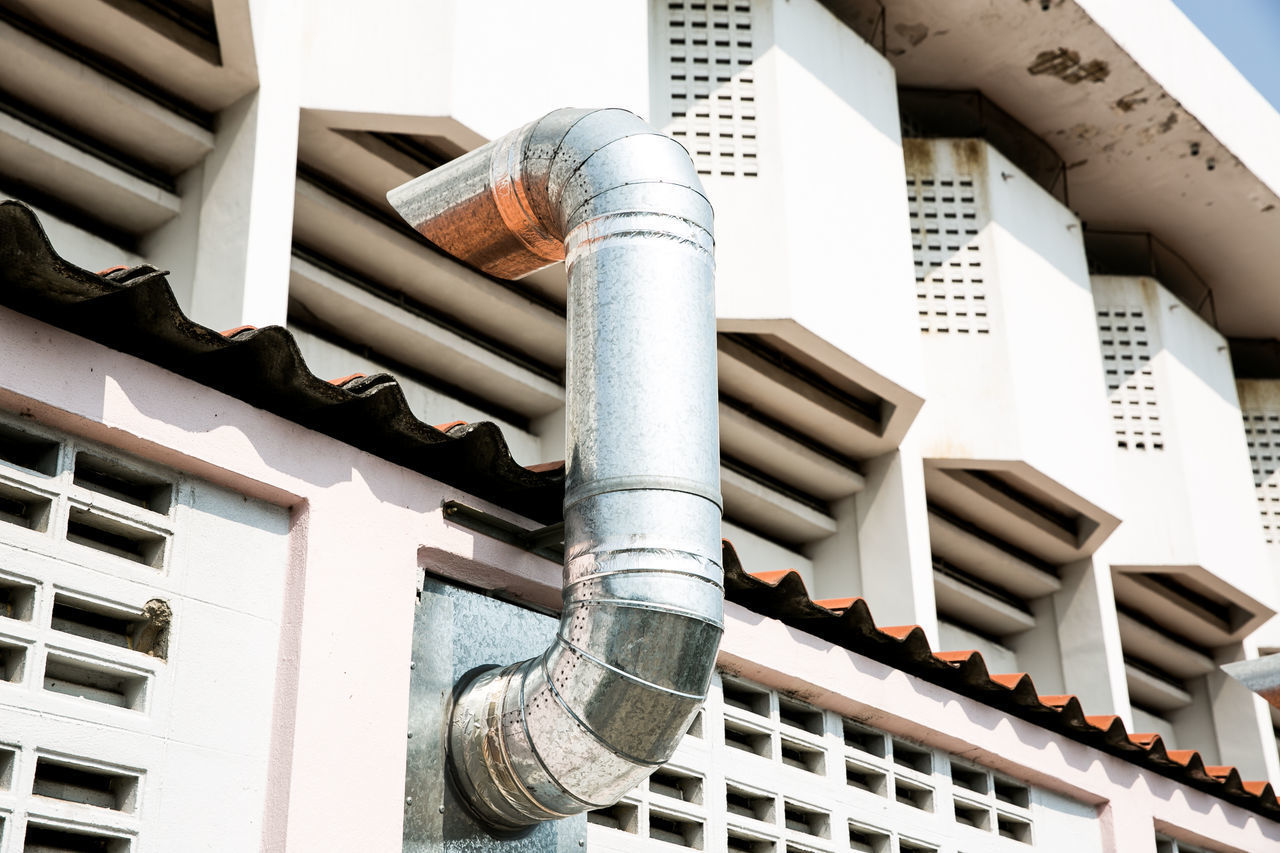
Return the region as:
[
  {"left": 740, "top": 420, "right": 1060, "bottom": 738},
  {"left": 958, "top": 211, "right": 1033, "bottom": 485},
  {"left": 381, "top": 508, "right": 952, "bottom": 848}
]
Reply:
[
  {"left": 1028, "top": 47, "right": 1110, "bottom": 83},
  {"left": 1114, "top": 88, "right": 1148, "bottom": 112}
]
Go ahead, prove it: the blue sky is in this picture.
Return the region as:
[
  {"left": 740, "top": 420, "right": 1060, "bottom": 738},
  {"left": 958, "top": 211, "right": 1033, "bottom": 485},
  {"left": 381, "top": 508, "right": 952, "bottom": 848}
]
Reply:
[{"left": 1172, "top": 0, "right": 1280, "bottom": 110}]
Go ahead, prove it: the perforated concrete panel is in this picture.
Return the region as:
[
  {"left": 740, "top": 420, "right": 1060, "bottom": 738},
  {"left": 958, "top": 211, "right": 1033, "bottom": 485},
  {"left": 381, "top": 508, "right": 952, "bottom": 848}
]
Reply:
[
  {"left": 658, "top": 0, "right": 759, "bottom": 178},
  {"left": 1095, "top": 305, "right": 1164, "bottom": 451},
  {"left": 906, "top": 175, "right": 989, "bottom": 335},
  {"left": 1243, "top": 410, "right": 1280, "bottom": 544}
]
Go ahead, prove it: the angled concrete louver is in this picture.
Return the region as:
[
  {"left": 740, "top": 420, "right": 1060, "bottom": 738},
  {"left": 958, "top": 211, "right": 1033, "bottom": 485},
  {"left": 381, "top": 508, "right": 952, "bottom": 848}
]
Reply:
[{"left": 389, "top": 108, "right": 724, "bottom": 831}]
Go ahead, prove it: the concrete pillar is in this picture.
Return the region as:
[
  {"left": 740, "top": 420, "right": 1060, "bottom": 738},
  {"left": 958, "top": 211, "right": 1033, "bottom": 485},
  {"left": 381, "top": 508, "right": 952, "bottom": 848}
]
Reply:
[
  {"left": 177, "top": 0, "right": 301, "bottom": 332},
  {"left": 1207, "top": 641, "right": 1280, "bottom": 781},
  {"left": 852, "top": 437, "right": 936, "bottom": 643},
  {"left": 1050, "top": 555, "right": 1132, "bottom": 724}
]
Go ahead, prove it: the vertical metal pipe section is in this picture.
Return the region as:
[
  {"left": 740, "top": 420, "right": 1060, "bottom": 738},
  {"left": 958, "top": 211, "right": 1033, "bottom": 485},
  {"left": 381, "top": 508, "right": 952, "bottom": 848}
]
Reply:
[{"left": 389, "top": 108, "right": 723, "bottom": 831}]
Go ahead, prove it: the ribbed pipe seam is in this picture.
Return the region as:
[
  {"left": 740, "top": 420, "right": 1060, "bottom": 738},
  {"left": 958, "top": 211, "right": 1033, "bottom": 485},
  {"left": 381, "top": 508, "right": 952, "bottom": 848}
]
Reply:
[{"left": 389, "top": 108, "right": 723, "bottom": 832}]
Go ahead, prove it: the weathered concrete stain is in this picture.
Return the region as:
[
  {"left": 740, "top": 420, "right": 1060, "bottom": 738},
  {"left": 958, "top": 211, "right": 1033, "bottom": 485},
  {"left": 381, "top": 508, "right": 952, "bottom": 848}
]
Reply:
[
  {"left": 894, "top": 22, "right": 929, "bottom": 47},
  {"left": 1028, "top": 47, "right": 1110, "bottom": 83},
  {"left": 1114, "top": 88, "right": 1148, "bottom": 112},
  {"left": 1158, "top": 112, "right": 1178, "bottom": 133},
  {"left": 902, "top": 138, "right": 935, "bottom": 173}
]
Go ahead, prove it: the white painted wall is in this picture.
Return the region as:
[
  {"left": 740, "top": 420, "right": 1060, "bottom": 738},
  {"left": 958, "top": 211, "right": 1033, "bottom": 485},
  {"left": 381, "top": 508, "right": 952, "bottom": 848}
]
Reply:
[
  {"left": 914, "top": 139, "right": 1116, "bottom": 511},
  {"left": 1093, "top": 276, "right": 1274, "bottom": 608}
]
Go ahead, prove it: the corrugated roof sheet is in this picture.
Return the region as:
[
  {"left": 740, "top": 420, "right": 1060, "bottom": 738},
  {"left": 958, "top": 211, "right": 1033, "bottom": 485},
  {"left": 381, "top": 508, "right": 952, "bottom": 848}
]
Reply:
[
  {"left": 0, "top": 200, "right": 564, "bottom": 523},
  {"left": 2, "top": 199, "right": 1276, "bottom": 819}
]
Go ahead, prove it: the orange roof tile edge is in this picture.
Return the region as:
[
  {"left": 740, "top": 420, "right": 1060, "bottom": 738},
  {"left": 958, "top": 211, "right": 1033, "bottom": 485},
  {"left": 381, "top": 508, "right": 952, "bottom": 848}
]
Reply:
[{"left": 721, "top": 540, "right": 1280, "bottom": 817}]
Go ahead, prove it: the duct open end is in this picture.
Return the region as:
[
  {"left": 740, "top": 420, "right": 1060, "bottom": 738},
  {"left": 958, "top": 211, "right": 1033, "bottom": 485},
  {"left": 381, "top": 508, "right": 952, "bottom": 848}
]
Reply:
[{"left": 389, "top": 108, "right": 723, "bottom": 832}]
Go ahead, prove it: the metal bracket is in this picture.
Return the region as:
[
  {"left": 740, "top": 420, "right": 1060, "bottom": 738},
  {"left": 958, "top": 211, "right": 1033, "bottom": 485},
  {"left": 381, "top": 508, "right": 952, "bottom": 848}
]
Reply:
[{"left": 441, "top": 500, "right": 564, "bottom": 563}]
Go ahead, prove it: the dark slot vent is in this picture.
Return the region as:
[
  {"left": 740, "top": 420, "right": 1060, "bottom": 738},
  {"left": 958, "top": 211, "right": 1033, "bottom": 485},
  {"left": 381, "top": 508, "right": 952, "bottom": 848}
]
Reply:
[
  {"left": 586, "top": 801, "right": 638, "bottom": 833},
  {"left": 50, "top": 596, "right": 169, "bottom": 659},
  {"left": 953, "top": 799, "right": 991, "bottom": 829},
  {"left": 845, "top": 760, "right": 887, "bottom": 796},
  {"left": 894, "top": 778, "right": 933, "bottom": 811},
  {"left": 722, "top": 680, "right": 770, "bottom": 716},
  {"left": 648, "top": 810, "right": 703, "bottom": 849},
  {"left": 0, "top": 745, "right": 13, "bottom": 789},
  {"left": 777, "top": 697, "right": 823, "bottom": 734},
  {"left": 899, "top": 842, "right": 937, "bottom": 853},
  {"left": 43, "top": 655, "right": 146, "bottom": 710},
  {"left": 848, "top": 824, "right": 890, "bottom": 853},
  {"left": 52, "top": 599, "right": 137, "bottom": 649},
  {"left": 33, "top": 758, "right": 138, "bottom": 812},
  {"left": 782, "top": 803, "right": 828, "bottom": 838},
  {"left": 997, "top": 813, "right": 1033, "bottom": 842},
  {"left": 0, "top": 482, "right": 52, "bottom": 532},
  {"left": 723, "top": 720, "right": 770, "bottom": 756},
  {"left": 0, "top": 577, "right": 36, "bottom": 621},
  {"left": 779, "top": 738, "right": 824, "bottom": 775},
  {"left": 73, "top": 454, "right": 172, "bottom": 513},
  {"left": 22, "top": 824, "right": 129, "bottom": 852},
  {"left": 0, "top": 638, "right": 27, "bottom": 682},
  {"left": 994, "top": 779, "right": 1030, "bottom": 808},
  {"left": 843, "top": 721, "right": 887, "bottom": 757},
  {"left": 950, "top": 765, "right": 989, "bottom": 795},
  {"left": 650, "top": 769, "right": 703, "bottom": 804},
  {"left": 892, "top": 740, "right": 932, "bottom": 773},
  {"left": 0, "top": 423, "right": 59, "bottom": 475},
  {"left": 66, "top": 508, "right": 166, "bottom": 568},
  {"left": 726, "top": 830, "right": 775, "bottom": 853},
  {"left": 726, "top": 786, "right": 774, "bottom": 822}
]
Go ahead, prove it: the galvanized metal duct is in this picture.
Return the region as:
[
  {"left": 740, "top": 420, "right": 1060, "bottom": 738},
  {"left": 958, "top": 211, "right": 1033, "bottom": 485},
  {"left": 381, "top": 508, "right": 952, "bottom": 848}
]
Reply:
[{"left": 388, "top": 108, "right": 723, "bottom": 831}]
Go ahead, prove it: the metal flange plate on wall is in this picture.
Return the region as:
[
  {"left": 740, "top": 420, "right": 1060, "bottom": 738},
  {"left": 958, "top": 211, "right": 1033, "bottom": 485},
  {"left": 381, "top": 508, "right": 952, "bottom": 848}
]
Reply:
[{"left": 403, "top": 576, "right": 586, "bottom": 852}]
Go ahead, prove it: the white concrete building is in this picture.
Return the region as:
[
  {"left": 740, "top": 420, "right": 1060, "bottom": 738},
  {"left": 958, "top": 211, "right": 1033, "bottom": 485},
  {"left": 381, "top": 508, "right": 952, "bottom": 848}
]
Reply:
[{"left": 0, "top": 0, "right": 1279, "bottom": 851}]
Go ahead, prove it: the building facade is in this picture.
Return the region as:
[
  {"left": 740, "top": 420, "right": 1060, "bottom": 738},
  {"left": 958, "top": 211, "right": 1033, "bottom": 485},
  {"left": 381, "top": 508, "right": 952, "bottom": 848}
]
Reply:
[{"left": 0, "top": 0, "right": 1279, "bottom": 850}]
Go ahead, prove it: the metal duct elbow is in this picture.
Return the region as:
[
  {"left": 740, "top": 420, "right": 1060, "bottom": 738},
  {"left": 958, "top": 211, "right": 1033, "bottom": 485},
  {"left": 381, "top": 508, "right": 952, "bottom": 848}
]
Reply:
[{"left": 388, "top": 108, "right": 723, "bottom": 831}]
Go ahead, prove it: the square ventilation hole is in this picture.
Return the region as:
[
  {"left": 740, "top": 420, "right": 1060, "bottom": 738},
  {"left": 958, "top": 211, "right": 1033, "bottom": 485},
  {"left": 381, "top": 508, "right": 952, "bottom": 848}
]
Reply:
[
  {"left": 43, "top": 653, "right": 148, "bottom": 711},
  {"left": 777, "top": 697, "right": 823, "bottom": 735},
  {"left": 894, "top": 778, "right": 934, "bottom": 812},
  {"left": 726, "top": 785, "right": 775, "bottom": 823},
  {"left": 587, "top": 800, "right": 638, "bottom": 834},
  {"left": 845, "top": 760, "right": 887, "bottom": 796},
  {"left": 724, "top": 718, "right": 771, "bottom": 757},
  {"left": 779, "top": 737, "right": 824, "bottom": 775},
  {"left": 50, "top": 595, "right": 170, "bottom": 660},
  {"left": 33, "top": 756, "right": 140, "bottom": 813},
  {"left": 0, "top": 575, "right": 36, "bottom": 622},
  {"left": 73, "top": 453, "right": 172, "bottom": 515},
  {"left": 0, "top": 481, "right": 52, "bottom": 532},
  {"left": 22, "top": 823, "right": 131, "bottom": 853},
  {"left": 726, "top": 829, "right": 776, "bottom": 853},
  {"left": 0, "top": 422, "right": 60, "bottom": 476},
  {"left": 722, "top": 679, "right": 770, "bottom": 717},
  {"left": 782, "top": 801, "right": 829, "bottom": 840},
  {"left": 65, "top": 508, "right": 166, "bottom": 568},
  {"left": 997, "top": 812, "right": 1033, "bottom": 843},
  {"left": 649, "top": 808, "right": 704, "bottom": 849},
  {"left": 843, "top": 721, "right": 887, "bottom": 757},
  {"left": 891, "top": 740, "right": 932, "bottom": 773},
  {"left": 847, "top": 824, "right": 890, "bottom": 853},
  {"left": 0, "top": 744, "right": 14, "bottom": 789},
  {"left": 649, "top": 768, "right": 704, "bottom": 804},
  {"left": 0, "top": 637, "right": 27, "bottom": 684},
  {"left": 950, "top": 764, "right": 989, "bottom": 795},
  {"left": 953, "top": 799, "right": 991, "bottom": 830},
  {"left": 993, "top": 778, "right": 1030, "bottom": 807}
]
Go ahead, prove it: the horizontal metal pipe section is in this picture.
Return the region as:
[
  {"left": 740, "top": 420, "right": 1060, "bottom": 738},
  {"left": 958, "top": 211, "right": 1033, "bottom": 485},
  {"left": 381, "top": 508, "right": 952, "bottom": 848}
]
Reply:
[{"left": 390, "top": 108, "right": 723, "bottom": 831}]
